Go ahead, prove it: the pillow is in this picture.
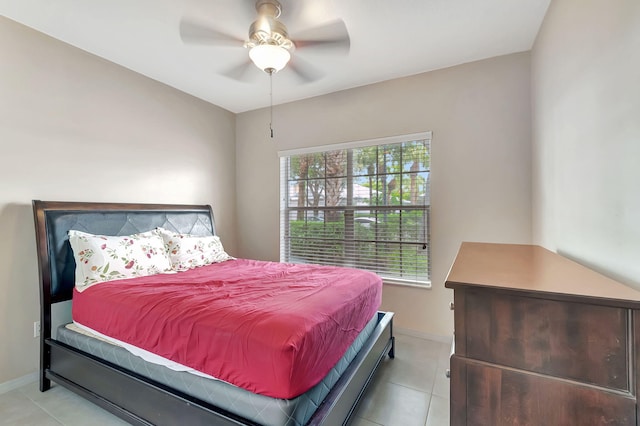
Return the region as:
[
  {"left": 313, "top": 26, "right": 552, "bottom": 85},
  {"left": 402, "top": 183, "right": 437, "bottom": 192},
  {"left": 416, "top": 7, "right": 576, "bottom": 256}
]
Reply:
[
  {"left": 68, "top": 229, "right": 173, "bottom": 290},
  {"left": 157, "top": 227, "right": 233, "bottom": 271}
]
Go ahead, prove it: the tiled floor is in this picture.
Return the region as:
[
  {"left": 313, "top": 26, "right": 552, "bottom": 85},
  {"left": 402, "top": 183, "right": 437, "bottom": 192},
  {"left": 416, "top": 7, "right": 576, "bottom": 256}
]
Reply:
[
  {"left": 0, "top": 333, "right": 450, "bottom": 426},
  {"left": 352, "top": 333, "right": 451, "bottom": 426}
]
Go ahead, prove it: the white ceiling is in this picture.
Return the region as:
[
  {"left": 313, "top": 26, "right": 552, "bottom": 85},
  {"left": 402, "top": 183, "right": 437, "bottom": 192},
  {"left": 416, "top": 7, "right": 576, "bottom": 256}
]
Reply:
[{"left": 0, "top": 0, "right": 550, "bottom": 113}]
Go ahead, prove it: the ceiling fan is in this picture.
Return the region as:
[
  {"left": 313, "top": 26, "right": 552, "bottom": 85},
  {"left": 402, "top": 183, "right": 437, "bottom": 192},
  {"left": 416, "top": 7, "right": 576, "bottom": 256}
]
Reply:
[{"left": 179, "top": 0, "right": 351, "bottom": 82}]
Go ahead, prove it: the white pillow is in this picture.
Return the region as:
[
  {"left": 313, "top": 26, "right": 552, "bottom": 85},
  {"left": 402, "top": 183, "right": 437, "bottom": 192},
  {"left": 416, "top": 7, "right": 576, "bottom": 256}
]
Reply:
[
  {"left": 68, "top": 229, "right": 173, "bottom": 290},
  {"left": 157, "top": 227, "right": 233, "bottom": 271}
]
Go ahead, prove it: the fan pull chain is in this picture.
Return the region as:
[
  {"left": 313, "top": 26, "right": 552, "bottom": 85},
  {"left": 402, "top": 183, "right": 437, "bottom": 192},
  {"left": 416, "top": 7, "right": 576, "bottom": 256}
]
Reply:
[{"left": 269, "top": 70, "right": 274, "bottom": 138}]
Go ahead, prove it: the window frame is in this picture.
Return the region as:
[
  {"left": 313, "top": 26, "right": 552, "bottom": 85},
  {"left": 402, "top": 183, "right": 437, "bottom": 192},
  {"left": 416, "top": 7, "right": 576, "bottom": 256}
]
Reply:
[{"left": 278, "top": 131, "right": 432, "bottom": 288}]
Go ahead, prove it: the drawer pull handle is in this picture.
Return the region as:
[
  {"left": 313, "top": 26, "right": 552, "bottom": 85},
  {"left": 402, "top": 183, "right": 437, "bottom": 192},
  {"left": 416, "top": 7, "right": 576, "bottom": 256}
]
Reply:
[{"left": 449, "top": 302, "right": 455, "bottom": 310}]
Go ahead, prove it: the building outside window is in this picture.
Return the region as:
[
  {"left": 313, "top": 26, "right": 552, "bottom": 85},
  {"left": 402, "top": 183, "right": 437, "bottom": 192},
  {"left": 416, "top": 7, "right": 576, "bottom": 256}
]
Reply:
[{"left": 279, "top": 132, "right": 432, "bottom": 287}]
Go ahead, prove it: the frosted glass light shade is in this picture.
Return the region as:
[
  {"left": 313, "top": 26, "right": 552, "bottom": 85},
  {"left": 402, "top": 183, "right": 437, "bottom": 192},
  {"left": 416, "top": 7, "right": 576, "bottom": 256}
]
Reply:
[{"left": 249, "top": 44, "right": 291, "bottom": 73}]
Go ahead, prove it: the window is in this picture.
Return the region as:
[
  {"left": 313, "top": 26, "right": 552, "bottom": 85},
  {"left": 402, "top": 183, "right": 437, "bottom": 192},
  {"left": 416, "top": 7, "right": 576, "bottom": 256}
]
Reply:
[{"left": 279, "top": 132, "right": 431, "bottom": 287}]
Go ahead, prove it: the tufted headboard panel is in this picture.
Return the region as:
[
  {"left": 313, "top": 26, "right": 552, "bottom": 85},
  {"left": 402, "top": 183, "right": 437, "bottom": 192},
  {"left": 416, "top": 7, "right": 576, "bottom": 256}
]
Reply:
[{"left": 33, "top": 201, "right": 215, "bottom": 304}]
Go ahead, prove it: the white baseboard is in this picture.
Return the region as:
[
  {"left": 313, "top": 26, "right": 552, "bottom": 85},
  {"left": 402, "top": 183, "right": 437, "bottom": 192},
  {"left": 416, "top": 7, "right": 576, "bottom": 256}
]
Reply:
[
  {"left": 395, "top": 327, "right": 452, "bottom": 343},
  {"left": 0, "top": 372, "right": 38, "bottom": 395}
]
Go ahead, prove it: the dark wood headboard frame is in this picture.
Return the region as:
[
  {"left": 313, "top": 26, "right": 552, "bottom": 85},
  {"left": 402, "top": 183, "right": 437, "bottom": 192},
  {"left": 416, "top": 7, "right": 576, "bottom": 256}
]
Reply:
[{"left": 31, "top": 200, "right": 395, "bottom": 426}]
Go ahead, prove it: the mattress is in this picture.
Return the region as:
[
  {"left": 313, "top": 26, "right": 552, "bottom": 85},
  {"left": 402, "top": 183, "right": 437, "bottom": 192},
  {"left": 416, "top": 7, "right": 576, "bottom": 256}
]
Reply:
[
  {"left": 72, "top": 258, "right": 382, "bottom": 399},
  {"left": 56, "top": 313, "right": 380, "bottom": 426}
]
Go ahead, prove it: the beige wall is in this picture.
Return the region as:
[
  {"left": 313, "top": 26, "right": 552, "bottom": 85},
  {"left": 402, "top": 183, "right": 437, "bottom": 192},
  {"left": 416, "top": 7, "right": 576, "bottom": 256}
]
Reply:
[
  {"left": 531, "top": 0, "right": 640, "bottom": 287},
  {"left": 0, "top": 17, "right": 238, "bottom": 385},
  {"left": 236, "top": 52, "right": 533, "bottom": 338}
]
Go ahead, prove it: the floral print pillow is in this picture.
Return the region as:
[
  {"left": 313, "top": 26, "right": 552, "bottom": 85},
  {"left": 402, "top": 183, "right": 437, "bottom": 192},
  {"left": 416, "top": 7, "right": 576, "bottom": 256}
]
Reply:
[
  {"left": 68, "top": 229, "right": 173, "bottom": 291},
  {"left": 157, "top": 227, "right": 234, "bottom": 271}
]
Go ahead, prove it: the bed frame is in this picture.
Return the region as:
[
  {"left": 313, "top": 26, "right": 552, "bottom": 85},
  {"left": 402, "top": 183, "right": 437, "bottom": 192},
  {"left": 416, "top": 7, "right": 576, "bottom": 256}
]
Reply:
[{"left": 33, "top": 200, "right": 395, "bottom": 426}]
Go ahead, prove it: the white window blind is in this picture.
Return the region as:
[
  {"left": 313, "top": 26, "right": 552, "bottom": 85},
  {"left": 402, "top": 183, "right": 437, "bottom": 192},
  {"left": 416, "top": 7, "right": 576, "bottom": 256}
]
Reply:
[{"left": 279, "top": 133, "right": 431, "bottom": 286}]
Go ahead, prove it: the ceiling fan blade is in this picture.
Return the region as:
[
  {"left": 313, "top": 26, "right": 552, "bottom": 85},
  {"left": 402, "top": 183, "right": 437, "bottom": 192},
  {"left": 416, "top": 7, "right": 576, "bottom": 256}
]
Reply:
[
  {"left": 292, "top": 19, "right": 350, "bottom": 55},
  {"left": 287, "top": 55, "right": 324, "bottom": 83},
  {"left": 220, "top": 60, "right": 260, "bottom": 83},
  {"left": 179, "top": 19, "right": 243, "bottom": 47}
]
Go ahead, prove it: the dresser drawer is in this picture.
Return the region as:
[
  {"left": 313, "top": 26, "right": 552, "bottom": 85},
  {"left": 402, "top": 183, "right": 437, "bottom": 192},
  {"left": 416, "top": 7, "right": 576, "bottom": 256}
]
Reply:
[
  {"left": 451, "top": 356, "right": 635, "bottom": 426},
  {"left": 460, "top": 290, "right": 629, "bottom": 392}
]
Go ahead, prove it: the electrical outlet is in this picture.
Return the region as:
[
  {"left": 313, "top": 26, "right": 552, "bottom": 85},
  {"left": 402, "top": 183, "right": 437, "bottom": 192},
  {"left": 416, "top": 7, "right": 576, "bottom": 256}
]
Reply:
[{"left": 33, "top": 321, "right": 41, "bottom": 338}]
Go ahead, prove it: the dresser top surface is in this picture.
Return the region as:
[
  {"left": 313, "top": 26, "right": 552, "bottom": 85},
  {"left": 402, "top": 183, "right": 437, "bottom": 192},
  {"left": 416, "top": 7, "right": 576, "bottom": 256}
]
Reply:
[{"left": 445, "top": 242, "right": 640, "bottom": 304}]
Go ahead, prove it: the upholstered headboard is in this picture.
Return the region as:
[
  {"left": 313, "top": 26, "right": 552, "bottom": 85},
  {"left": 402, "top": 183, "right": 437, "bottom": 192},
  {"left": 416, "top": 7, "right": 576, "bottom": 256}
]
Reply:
[{"left": 32, "top": 201, "right": 216, "bottom": 305}]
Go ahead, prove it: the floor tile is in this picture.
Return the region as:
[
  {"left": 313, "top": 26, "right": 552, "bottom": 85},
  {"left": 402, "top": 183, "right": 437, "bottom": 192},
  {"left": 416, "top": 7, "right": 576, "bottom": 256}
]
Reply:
[
  {"left": 377, "top": 351, "right": 439, "bottom": 393},
  {"left": 0, "top": 390, "right": 62, "bottom": 426},
  {"left": 425, "top": 394, "right": 450, "bottom": 426},
  {"left": 395, "top": 334, "right": 445, "bottom": 362},
  {"left": 16, "top": 381, "right": 49, "bottom": 402},
  {"left": 350, "top": 416, "right": 384, "bottom": 426},
  {"left": 18, "top": 382, "right": 128, "bottom": 426},
  {"left": 431, "top": 364, "right": 450, "bottom": 399},
  {"left": 355, "top": 381, "right": 430, "bottom": 426},
  {"left": 376, "top": 333, "right": 451, "bottom": 395}
]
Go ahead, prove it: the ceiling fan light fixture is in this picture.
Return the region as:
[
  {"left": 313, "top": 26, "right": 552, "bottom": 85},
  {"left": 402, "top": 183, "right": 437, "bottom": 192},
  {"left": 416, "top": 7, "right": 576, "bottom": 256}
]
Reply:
[{"left": 249, "top": 44, "right": 291, "bottom": 73}]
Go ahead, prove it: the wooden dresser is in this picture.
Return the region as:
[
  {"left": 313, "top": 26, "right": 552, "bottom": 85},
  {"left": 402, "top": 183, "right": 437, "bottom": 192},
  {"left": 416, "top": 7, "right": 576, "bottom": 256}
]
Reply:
[{"left": 446, "top": 242, "right": 640, "bottom": 426}]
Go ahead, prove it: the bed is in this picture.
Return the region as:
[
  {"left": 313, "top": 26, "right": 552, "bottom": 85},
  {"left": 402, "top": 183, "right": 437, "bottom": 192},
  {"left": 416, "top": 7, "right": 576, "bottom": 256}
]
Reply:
[{"left": 33, "top": 200, "right": 395, "bottom": 426}]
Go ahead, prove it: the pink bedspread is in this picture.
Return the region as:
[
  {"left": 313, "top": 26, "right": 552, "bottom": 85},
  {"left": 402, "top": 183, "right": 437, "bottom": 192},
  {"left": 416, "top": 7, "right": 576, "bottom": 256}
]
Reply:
[{"left": 72, "top": 259, "right": 382, "bottom": 399}]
